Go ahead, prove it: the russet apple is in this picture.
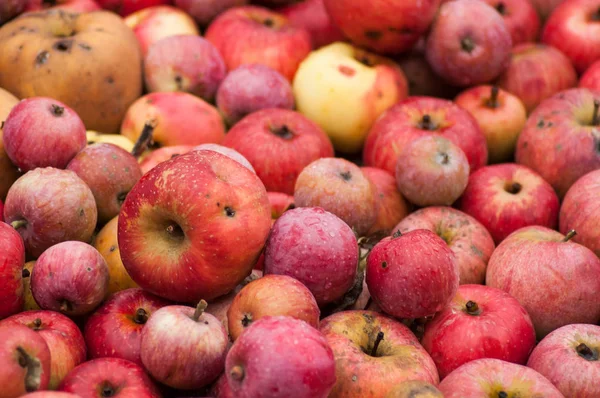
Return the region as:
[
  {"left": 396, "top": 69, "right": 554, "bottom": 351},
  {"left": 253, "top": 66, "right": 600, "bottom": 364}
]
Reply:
[
  {"left": 483, "top": 0, "right": 541, "bottom": 45},
  {"left": 293, "top": 42, "right": 408, "bottom": 153},
  {"left": 173, "top": 0, "right": 249, "bottom": 26},
  {"left": 139, "top": 145, "right": 194, "bottom": 175},
  {"left": 96, "top": 0, "right": 170, "bottom": 16},
  {"left": 580, "top": 59, "right": 600, "bottom": 91},
  {"left": 278, "top": 0, "right": 345, "bottom": 48},
  {"left": 0, "top": 221, "right": 24, "bottom": 319},
  {"left": 25, "top": 0, "right": 101, "bottom": 13},
  {"left": 0, "top": 87, "right": 20, "bottom": 200},
  {"left": 361, "top": 167, "right": 409, "bottom": 236},
  {"left": 193, "top": 144, "right": 255, "bottom": 173}
]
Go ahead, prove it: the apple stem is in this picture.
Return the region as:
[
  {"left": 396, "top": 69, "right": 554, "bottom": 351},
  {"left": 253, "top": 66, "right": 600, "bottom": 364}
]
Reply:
[
  {"left": 32, "top": 319, "right": 42, "bottom": 330},
  {"left": 487, "top": 86, "right": 500, "bottom": 109},
  {"left": 11, "top": 219, "right": 27, "bottom": 230},
  {"left": 576, "top": 343, "right": 598, "bottom": 361},
  {"left": 465, "top": 300, "right": 481, "bottom": 315},
  {"left": 593, "top": 100, "right": 600, "bottom": 126},
  {"left": 498, "top": 392, "right": 508, "bottom": 398},
  {"left": 192, "top": 299, "right": 208, "bottom": 322},
  {"left": 392, "top": 229, "right": 402, "bottom": 239},
  {"left": 241, "top": 314, "right": 253, "bottom": 328},
  {"left": 22, "top": 269, "right": 30, "bottom": 278},
  {"left": 460, "top": 37, "right": 475, "bottom": 53},
  {"left": 370, "top": 331, "right": 384, "bottom": 357},
  {"left": 133, "top": 308, "right": 148, "bottom": 324},
  {"left": 50, "top": 104, "right": 64, "bottom": 116},
  {"left": 230, "top": 365, "right": 245, "bottom": 382},
  {"left": 418, "top": 114, "right": 436, "bottom": 131},
  {"left": 131, "top": 119, "right": 157, "bottom": 158},
  {"left": 16, "top": 346, "right": 42, "bottom": 392},
  {"left": 495, "top": 2, "right": 506, "bottom": 15},
  {"left": 562, "top": 230, "right": 577, "bottom": 242}
]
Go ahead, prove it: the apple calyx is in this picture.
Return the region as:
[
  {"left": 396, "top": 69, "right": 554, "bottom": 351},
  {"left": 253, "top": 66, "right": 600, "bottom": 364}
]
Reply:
[
  {"left": 495, "top": 2, "right": 507, "bottom": 15},
  {"left": 592, "top": 100, "right": 600, "bottom": 126},
  {"left": 418, "top": 114, "right": 437, "bottom": 131},
  {"left": 270, "top": 124, "right": 295, "bottom": 140},
  {"left": 165, "top": 222, "right": 185, "bottom": 241},
  {"left": 117, "top": 192, "right": 128, "bottom": 205},
  {"left": 370, "top": 331, "right": 385, "bottom": 357},
  {"left": 100, "top": 382, "right": 117, "bottom": 397},
  {"left": 22, "top": 269, "right": 30, "bottom": 278},
  {"left": 192, "top": 299, "right": 208, "bottom": 322},
  {"left": 131, "top": 120, "right": 157, "bottom": 158},
  {"left": 11, "top": 219, "right": 28, "bottom": 230},
  {"left": 465, "top": 300, "right": 481, "bottom": 316},
  {"left": 263, "top": 18, "right": 275, "bottom": 28},
  {"left": 460, "top": 37, "right": 476, "bottom": 54},
  {"left": 230, "top": 365, "right": 245, "bottom": 382},
  {"left": 436, "top": 151, "right": 450, "bottom": 165},
  {"left": 504, "top": 181, "right": 522, "bottom": 195},
  {"left": 16, "top": 346, "right": 43, "bottom": 392},
  {"left": 50, "top": 104, "right": 65, "bottom": 117},
  {"left": 498, "top": 391, "right": 508, "bottom": 398},
  {"left": 576, "top": 343, "right": 599, "bottom": 361},
  {"left": 486, "top": 86, "right": 500, "bottom": 109},
  {"left": 339, "top": 171, "right": 352, "bottom": 182},
  {"left": 241, "top": 314, "right": 253, "bottom": 328},
  {"left": 562, "top": 229, "right": 577, "bottom": 242},
  {"left": 133, "top": 308, "right": 149, "bottom": 324},
  {"left": 59, "top": 300, "right": 73, "bottom": 313},
  {"left": 29, "top": 318, "right": 43, "bottom": 331}
]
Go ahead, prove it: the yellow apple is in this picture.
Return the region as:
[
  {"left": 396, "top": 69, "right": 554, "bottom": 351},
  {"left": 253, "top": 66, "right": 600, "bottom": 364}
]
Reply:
[
  {"left": 86, "top": 130, "right": 136, "bottom": 153},
  {"left": 292, "top": 42, "right": 408, "bottom": 153}
]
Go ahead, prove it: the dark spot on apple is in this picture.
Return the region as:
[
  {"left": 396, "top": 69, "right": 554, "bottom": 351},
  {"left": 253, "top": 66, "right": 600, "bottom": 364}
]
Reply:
[
  {"left": 165, "top": 221, "right": 185, "bottom": 241},
  {"left": 87, "top": 267, "right": 92, "bottom": 272},
  {"left": 361, "top": 313, "right": 374, "bottom": 324},
  {"left": 241, "top": 313, "right": 252, "bottom": 327},
  {"left": 109, "top": 245, "right": 116, "bottom": 252},
  {"left": 495, "top": 2, "right": 507, "bottom": 15},
  {"left": 339, "top": 171, "right": 352, "bottom": 181},
  {"left": 100, "top": 382, "right": 116, "bottom": 397},
  {"left": 0, "top": 121, "right": 3, "bottom": 129},
  {"left": 438, "top": 152, "right": 450, "bottom": 165},
  {"left": 216, "top": 202, "right": 220, "bottom": 207},
  {"left": 355, "top": 54, "right": 374, "bottom": 67},
  {"left": 263, "top": 18, "right": 275, "bottom": 28},
  {"left": 105, "top": 76, "right": 114, "bottom": 84},
  {"left": 270, "top": 124, "right": 294, "bottom": 140},
  {"left": 364, "top": 30, "right": 382, "bottom": 40},
  {"left": 338, "top": 65, "right": 356, "bottom": 77},
  {"left": 53, "top": 39, "right": 73, "bottom": 52},
  {"left": 78, "top": 43, "right": 91, "bottom": 51},
  {"left": 576, "top": 343, "right": 599, "bottom": 361},
  {"left": 174, "top": 75, "right": 183, "bottom": 90},
  {"left": 460, "top": 36, "right": 476, "bottom": 53},
  {"left": 381, "top": 261, "right": 387, "bottom": 268},
  {"left": 18, "top": 45, "right": 23, "bottom": 51},
  {"left": 35, "top": 51, "right": 49, "bottom": 66},
  {"left": 351, "top": 375, "right": 357, "bottom": 382},
  {"left": 418, "top": 114, "right": 438, "bottom": 131},
  {"left": 22, "top": 269, "right": 30, "bottom": 278},
  {"left": 225, "top": 207, "right": 235, "bottom": 217},
  {"left": 498, "top": 392, "right": 508, "bottom": 398},
  {"left": 504, "top": 181, "right": 522, "bottom": 194},
  {"left": 96, "top": 28, "right": 104, "bottom": 32},
  {"left": 79, "top": 208, "right": 85, "bottom": 217},
  {"left": 537, "top": 119, "right": 545, "bottom": 128}
]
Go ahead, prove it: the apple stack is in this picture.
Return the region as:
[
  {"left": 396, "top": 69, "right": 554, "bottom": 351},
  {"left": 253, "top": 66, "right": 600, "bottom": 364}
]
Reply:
[{"left": 2, "top": 0, "right": 600, "bottom": 397}]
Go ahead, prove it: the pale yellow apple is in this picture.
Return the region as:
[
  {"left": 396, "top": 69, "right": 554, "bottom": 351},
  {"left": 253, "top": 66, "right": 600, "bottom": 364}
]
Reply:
[
  {"left": 86, "top": 130, "right": 135, "bottom": 153},
  {"left": 292, "top": 42, "right": 408, "bottom": 153}
]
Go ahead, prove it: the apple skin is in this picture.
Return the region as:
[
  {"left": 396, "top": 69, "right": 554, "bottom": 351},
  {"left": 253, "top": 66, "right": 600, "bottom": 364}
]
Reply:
[
  {"left": 363, "top": 96, "right": 488, "bottom": 176},
  {"left": 267, "top": 191, "right": 294, "bottom": 219},
  {"left": 458, "top": 163, "right": 560, "bottom": 244},
  {"left": 4, "top": 168, "right": 98, "bottom": 259},
  {"left": 58, "top": 357, "right": 162, "bottom": 397},
  {"left": 395, "top": 135, "right": 470, "bottom": 207},
  {"left": 25, "top": 0, "right": 101, "bottom": 13},
  {"left": 22, "top": 261, "right": 40, "bottom": 311},
  {"left": 144, "top": 35, "right": 226, "bottom": 103},
  {"left": 496, "top": 43, "right": 578, "bottom": 113},
  {"left": 483, "top": 0, "right": 541, "bottom": 45},
  {"left": 542, "top": 0, "right": 600, "bottom": 74},
  {"left": 530, "top": 0, "right": 566, "bottom": 21},
  {"left": 319, "top": 310, "right": 439, "bottom": 397},
  {"left": 20, "top": 392, "right": 80, "bottom": 398},
  {"left": 222, "top": 108, "right": 334, "bottom": 195},
  {"left": 84, "top": 288, "right": 170, "bottom": 367},
  {"left": 32, "top": 241, "right": 109, "bottom": 317},
  {"left": 0, "top": 87, "right": 20, "bottom": 200},
  {"left": 277, "top": 0, "right": 344, "bottom": 48},
  {"left": 96, "top": 0, "right": 170, "bottom": 17},
  {"left": 425, "top": 0, "right": 512, "bottom": 87},
  {"left": 293, "top": 42, "right": 409, "bottom": 154},
  {"left": 205, "top": 5, "right": 312, "bottom": 82},
  {"left": 264, "top": 207, "right": 358, "bottom": 306},
  {"left": 67, "top": 143, "right": 143, "bottom": 226},
  {"left": 193, "top": 144, "right": 255, "bottom": 173},
  {"left": 580, "top": 59, "right": 600, "bottom": 91},
  {"left": 118, "top": 150, "right": 272, "bottom": 303},
  {"left": 486, "top": 225, "right": 600, "bottom": 339},
  {"left": 438, "top": 358, "right": 564, "bottom": 397},
  {"left": 366, "top": 229, "right": 459, "bottom": 319},
  {"left": 515, "top": 87, "right": 600, "bottom": 198},
  {"left": 0, "top": 0, "right": 26, "bottom": 24},
  {"left": 216, "top": 64, "right": 295, "bottom": 127},
  {"left": 454, "top": 85, "right": 527, "bottom": 164},
  {"left": 361, "top": 167, "right": 409, "bottom": 236},
  {"left": 384, "top": 381, "right": 443, "bottom": 398},
  {"left": 173, "top": 0, "right": 248, "bottom": 26},
  {"left": 121, "top": 92, "right": 225, "bottom": 148},
  {"left": 560, "top": 169, "right": 600, "bottom": 256},
  {"left": 139, "top": 145, "right": 194, "bottom": 175},
  {"left": 0, "top": 310, "right": 87, "bottom": 389},
  {"left": 226, "top": 316, "right": 336, "bottom": 398},
  {"left": 323, "top": 0, "right": 440, "bottom": 55},
  {"left": 394, "top": 206, "right": 495, "bottom": 285},
  {"left": 227, "top": 274, "right": 320, "bottom": 341},
  {"left": 395, "top": 52, "right": 459, "bottom": 100},
  {"left": 527, "top": 323, "right": 600, "bottom": 397},
  {"left": 124, "top": 5, "right": 200, "bottom": 56},
  {"left": 0, "top": 324, "right": 51, "bottom": 396},
  {"left": 3, "top": 97, "right": 87, "bottom": 172},
  {"left": 0, "top": 221, "right": 24, "bottom": 320},
  {"left": 294, "top": 157, "right": 377, "bottom": 236}
]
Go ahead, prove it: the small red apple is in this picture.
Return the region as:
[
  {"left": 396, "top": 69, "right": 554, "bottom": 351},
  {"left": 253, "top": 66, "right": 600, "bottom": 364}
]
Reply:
[
  {"left": 0, "top": 221, "right": 24, "bottom": 320},
  {"left": 277, "top": 0, "right": 344, "bottom": 48}
]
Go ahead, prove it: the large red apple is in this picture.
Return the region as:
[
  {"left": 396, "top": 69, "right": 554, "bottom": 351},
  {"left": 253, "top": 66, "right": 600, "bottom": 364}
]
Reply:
[
  {"left": 527, "top": 323, "right": 600, "bottom": 397},
  {"left": 205, "top": 5, "right": 312, "bottom": 81},
  {"left": 118, "top": 150, "right": 272, "bottom": 303},
  {"left": 0, "top": 310, "right": 86, "bottom": 389},
  {"left": 362, "top": 96, "right": 488, "bottom": 176},
  {"left": 542, "top": 0, "right": 600, "bottom": 74},
  {"left": 515, "top": 87, "right": 600, "bottom": 198},
  {"left": 487, "top": 225, "right": 600, "bottom": 338},
  {"left": 458, "top": 163, "right": 559, "bottom": 244},
  {"left": 438, "top": 358, "right": 564, "bottom": 397},
  {"left": 278, "top": 0, "right": 344, "bottom": 48},
  {"left": 560, "top": 169, "right": 600, "bottom": 256},
  {"left": 0, "top": 221, "right": 24, "bottom": 320},
  {"left": 394, "top": 206, "right": 495, "bottom": 285},
  {"left": 580, "top": 59, "right": 600, "bottom": 91},
  {"left": 320, "top": 310, "right": 439, "bottom": 397},
  {"left": 496, "top": 43, "right": 578, "bottom": 113},
  {"left": 483, "top": 0, "right": 541, "bottom": 45},
  {"left": 96, "top": 0, "right": 170, "bottom": 16},
  {"left": 222, "top": 108, "right": 333, "bottom": 195},
  {"left": 421, "top": 284, "right": 536, "bottom": 379}
]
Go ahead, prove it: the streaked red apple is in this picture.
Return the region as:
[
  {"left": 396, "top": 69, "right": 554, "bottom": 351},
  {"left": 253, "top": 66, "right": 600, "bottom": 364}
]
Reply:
[{"left": 0, "top": 221, "right": 24, "bottom": 319}]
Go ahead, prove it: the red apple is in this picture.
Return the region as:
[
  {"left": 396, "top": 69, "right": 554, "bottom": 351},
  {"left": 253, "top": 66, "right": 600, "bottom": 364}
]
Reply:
[
  {"left": 320, "top": 310, "right": 439, "bottom": 397},
  {"left": 193, "top": 144, "right": 255, "bottom": 173},
  {"left": 395, "top": 52, "right": 460, "bottom": 99},
  {"left": 515, "top": 87, "right": 600, "bottom": 198},
  {"left": 438, "top": 358, "right": 564, "bottom": 397},
  {"left": 0, "top": 88, "right": 21, "bottom": 201},
  {"left": 267, "top": 191, "right": 294, "bottom": 219},
  {"left": 294, "top": 157, "right": 377, "bottom": 236},
  {"left": 366, "top": 229, "right": 459, "bottom": 319},
  {"left": 25, "top": 0, "right": 101, "bottom": 13},
  {"left": 527, "top": 323, "right": 600, "bottom": 397},
  {"left": 363, "top": 96, "right": 488, "bottom": 176},
  {"left": 4, "top": 168, "right": 98, "bottom": 258},
  {"left": 96, "top": 0, "right": 170, "bottom": 16},
  {"left": 173, "top": 0, "right": 248, "bottom": 26},
  {"left": 0, "top": 221, "right": 24, "bottom": 320},
  {"left": 144, "top": 35, "right": 226, "bottom": 102},
  {"left": 84, "top": 288, "right": 171, "bottom": 367},
  {"left": 225, "top": 316, "right": 336, "bottom": 397},
  {"left": 277, "top": 0, "right": 344, "bottom": 48},
  {"left": 2, "top": 97, "right": 86, "bottom": 172},
  {"left": 486, "top": 225, "right": 600, "bottom": 338},
  {"left": 216, "top": 64, "right": 295, "bottom": 127},
  {"left": 118, "top": 150, "right": 272, "bottom": 303},
  {"left": 458, "top": 163, "right": 560, "bottom": 244},
  {"left": 361, "top": 167, "right": 409, "bottom": 236},
  {"left": 264, "top": 207, "right": 358, "bottom": 306},
  {"left": 0, "top": 325, "right": 51, "bottom": 396},
  {"left": 21, "top": 393, "right": 80, "bottom": 398},
  {"left": 139, "top": 145, "right": 194, "bottom": 175},
  {"left": 421, "top": 284, "right": 536, "bottom": 379},
  {"left": 140, "top": 302, "right": 228, "bottom": 390},
  {"left": 395, "top": 135, "right": 470, "bottom": 207},
  {"left": 530, "top": 0, "right": 566, "bottom": 21},
  {"left": 0, "top": 0, "right": 26, "bottom": 24},
  {"left": 222, "top": 108, "right": 334, "bottom": 194},
  {"left": 205, "top": 5, "right": 312, "bottom": 81},
  {"left": 31, "top": 241, "right": 109, "bottom": 316},
  {"left": 67, "top": 143, "right": 143, "bottom": 225},
  {"left": 560, "top": 169, "right": 600, "bottom": 256},
  {"left": 542, "top": 0, "right": 600, "bottom": 74},
  {"left": 580, "top": 59, "right": 600, "bottom": 91},
  {"left": 483, "top": 0, "right": 541, "bottom": 45},
  {"left": 496, "top": 43, "right": 578, "bottom": 113},
  {"left": 385, "top": 381, "right": 443, "bottom": 398},
  {"left": 0, "top": 310, "right": 86, "bottom": 389},
  {"left": 425, "top": 0, "right": 512, "bottom": 87},
  {"left": 58, "top": 358, "right": 161, "bottom": 397}
]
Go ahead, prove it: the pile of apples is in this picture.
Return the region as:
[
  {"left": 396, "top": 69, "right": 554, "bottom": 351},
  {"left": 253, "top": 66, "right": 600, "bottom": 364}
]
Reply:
[{"left": 1, "top": 0, "right": 600, "bottom": 397}]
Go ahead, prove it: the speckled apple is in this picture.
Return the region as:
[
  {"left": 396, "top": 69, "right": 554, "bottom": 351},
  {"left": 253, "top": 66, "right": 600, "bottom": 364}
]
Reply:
[
  {"left": 0, "top": 221, "right": 25, "bottom": 319},
  {"left": 361, "top": 167, "right": 409, "bottom": 236}
]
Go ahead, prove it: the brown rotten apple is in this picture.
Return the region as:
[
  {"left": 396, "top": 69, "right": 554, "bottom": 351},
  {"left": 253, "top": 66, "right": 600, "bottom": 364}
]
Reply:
[
  {"left": 118, "top": 150, "right": 271, "bottom": 303},
  {"left": 0, "top": 9, "right": 142, "bottom": 134}
]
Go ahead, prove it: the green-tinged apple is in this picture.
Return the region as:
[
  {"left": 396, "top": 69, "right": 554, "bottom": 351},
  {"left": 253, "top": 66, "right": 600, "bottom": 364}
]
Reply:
[
  {"left": 293, "top": 42, "right": 409, "bottom": 153},
  {"left": 118, "top": 150, "right": 272, "bottom": 303},
  {"left": 361, "top": 167, "right": 409, "bottom": 236},
  {"left": 0, "top": 87, "right": 20, "bottom": 200},
  {"left": 483, "top": 0, "right": 541, "bottom": 45},
  {"left": 0, "top": 221, "right": 25, "bottom": 319}
]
